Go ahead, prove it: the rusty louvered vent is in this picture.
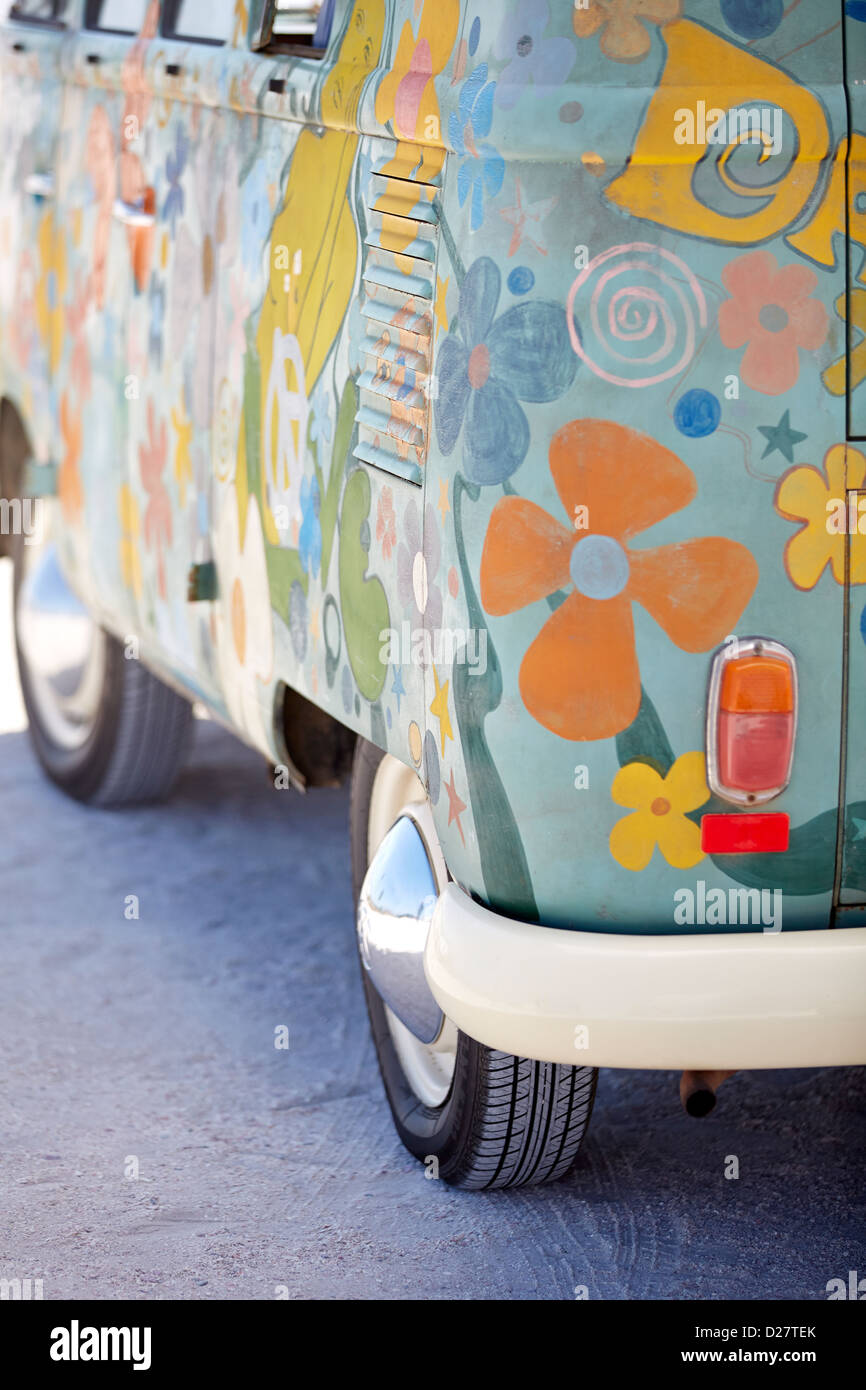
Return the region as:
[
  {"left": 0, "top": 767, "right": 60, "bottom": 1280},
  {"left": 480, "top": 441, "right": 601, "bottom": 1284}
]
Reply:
[{"left": 353, "top": 153, "right": 441, "bottom": 485}]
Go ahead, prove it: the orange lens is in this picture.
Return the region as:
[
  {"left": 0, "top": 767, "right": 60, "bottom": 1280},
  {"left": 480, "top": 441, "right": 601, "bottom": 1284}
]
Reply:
[{"left": 719, "top": 656, "right": 794, "bottom": 714}]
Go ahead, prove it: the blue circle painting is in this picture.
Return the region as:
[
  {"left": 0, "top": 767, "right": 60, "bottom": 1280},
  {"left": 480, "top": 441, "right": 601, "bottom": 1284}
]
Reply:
[
  {"left": 674, "top": 388, "right": 721, "bottom": 438},
  {"left": 507, "top": 265, "right": 534, "bottom": 295},
  {"left": 721, "top": 0, "right": 784, "bottom": 38}
]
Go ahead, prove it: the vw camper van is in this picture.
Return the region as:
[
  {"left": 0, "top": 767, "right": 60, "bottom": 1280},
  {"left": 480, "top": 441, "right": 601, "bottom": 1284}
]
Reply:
[{"left": 1, "top": 0, "right": 865, "bottom": 1187}]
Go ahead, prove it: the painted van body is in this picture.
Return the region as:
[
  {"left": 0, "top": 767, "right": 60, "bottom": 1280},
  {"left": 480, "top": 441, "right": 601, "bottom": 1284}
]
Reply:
[{"left": 1, "top": 0, "right": 865, "bottom": 1163}]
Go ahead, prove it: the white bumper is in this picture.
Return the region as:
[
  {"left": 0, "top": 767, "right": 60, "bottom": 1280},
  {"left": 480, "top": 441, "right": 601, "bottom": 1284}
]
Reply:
[{"left": 424, "top": 883, "right": 866, "bottom": 1069}]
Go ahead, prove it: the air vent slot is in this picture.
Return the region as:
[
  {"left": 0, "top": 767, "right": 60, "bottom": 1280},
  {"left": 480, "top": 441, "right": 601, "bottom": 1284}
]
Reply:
[{"left": 353, "top": 151, "right": 441, "bottom": 486}]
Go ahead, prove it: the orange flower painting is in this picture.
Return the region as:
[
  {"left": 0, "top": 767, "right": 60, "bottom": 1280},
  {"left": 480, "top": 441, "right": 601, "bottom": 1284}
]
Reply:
[
  {"left": 58, "top": 395, "right": 83, "bottom": 522},
  {"left": 119, "top": 0, "right": 159, "bottom": 292},
  {"left": 84, "top": 105, "right": 116, "bottom": 311},
  {"left": 480, "top": 419, "right": 759, "bottom": 742},
  {"left": 573, "top": 0, "right": 681, "bottom": 64}
]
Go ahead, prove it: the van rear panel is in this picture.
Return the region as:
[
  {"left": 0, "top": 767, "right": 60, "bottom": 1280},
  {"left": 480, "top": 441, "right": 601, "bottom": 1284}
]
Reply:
[{"left": 425, "top": 3, "right": 852, "bottom": 934}]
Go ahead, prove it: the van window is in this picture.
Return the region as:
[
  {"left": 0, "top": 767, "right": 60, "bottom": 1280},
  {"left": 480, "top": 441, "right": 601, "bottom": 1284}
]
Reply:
[
  {"left": 255, "top": 0, "right": 335, "bottom": 53},
  {"left": 162, "top": 0, "right": 235, "bottom": 44},
  {"left": 84, "top": 0, "right": 149, "bottom": 35},
  {"left": 9, "top": 0, "right": 68, "bottom": 23}
]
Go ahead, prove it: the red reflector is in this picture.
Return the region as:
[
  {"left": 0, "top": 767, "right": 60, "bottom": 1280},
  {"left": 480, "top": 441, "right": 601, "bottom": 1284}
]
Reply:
[
  {"left": 701, "top": 813, "right": 790, "bottom": 854},
  {"left": 717, "top": 710, "right": 795, "bottom": 793}
]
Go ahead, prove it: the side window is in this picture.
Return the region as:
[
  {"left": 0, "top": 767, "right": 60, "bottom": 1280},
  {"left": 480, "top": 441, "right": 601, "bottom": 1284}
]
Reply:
[
  {"left": 8, "top": 0, "right": 68, "bottom": 24},
  {"left": 83, "top": 0, "right": 150, "bottom": 35},
  {"left": 161, "top": 0, "right": 235, "bottom": 45},
  {"left": 253, "top": 0, "right": 335, "bottom": 55}
]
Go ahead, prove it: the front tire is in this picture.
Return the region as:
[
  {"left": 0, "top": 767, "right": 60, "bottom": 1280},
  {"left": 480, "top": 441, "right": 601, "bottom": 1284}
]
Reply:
[
  {"left": 12, "top": 508, "right": 192, "bottom": 806},
  {"left": 351, "top": 738, "right": 597, "bottom": 1189}
]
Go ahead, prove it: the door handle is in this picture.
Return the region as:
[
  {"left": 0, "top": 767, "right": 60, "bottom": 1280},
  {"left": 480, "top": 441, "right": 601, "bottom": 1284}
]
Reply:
[
  {"left": 23, "top": 172, "right": 54, "bottom": 200},
  {"left": 112, "top": 197, "right": 155, "bottom": 229}
]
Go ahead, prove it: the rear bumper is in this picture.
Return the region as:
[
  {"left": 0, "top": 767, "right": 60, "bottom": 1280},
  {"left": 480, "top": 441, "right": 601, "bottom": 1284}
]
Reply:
[{"left": 424, "top": 884, "right": 866, "bottom": 1069}]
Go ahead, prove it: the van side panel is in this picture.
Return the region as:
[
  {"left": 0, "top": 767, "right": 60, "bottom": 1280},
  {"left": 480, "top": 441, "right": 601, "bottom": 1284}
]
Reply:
[
  {"left": 0, "top": 14, "right": 67, "bottom": 470},
  {"left": 11, "top": 1, "right": 433, "bottom": 758},
  {"left": 51, "top": 22, "right": 148, "bottom": 658}
]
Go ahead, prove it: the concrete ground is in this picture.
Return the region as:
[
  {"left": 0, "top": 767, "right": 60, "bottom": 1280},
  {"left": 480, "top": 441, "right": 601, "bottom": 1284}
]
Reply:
[{"left": 0, "top": 557, "right": 863, "bottom": 1300}]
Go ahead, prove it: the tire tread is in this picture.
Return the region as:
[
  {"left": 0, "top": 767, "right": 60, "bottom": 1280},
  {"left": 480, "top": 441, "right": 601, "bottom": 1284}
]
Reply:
[
  {"left": 446, "top": 1050, "right": 596, "bottom": 1189},
  {"left": 91, "top": 656, "right": 192, "bottom": 806}
]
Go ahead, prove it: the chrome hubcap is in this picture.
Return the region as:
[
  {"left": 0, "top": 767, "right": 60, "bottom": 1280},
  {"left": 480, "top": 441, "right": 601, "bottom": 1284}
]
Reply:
[
  {"left": 362, "top": 755, "right": 458, "bottom": 1108},
  {"left": 15, "top": 507, "right": 106, "bottom": 751},
  {"left": 358, "top": 812, "right": 444, "bottom": 1044}
]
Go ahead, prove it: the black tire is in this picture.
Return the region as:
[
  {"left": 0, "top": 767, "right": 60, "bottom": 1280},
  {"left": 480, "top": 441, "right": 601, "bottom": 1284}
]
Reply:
[
  {"left": 12, "top": 533, "right": 192, "bottom": 807},
  {"left": 351, "top": 737, "right": 598, "bottom": 1189}
]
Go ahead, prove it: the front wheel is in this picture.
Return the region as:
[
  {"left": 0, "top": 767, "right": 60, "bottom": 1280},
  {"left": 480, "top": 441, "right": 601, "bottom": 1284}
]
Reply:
[
  {"left": 12, "top": 505, "right": 192, "bottom": 806},
  {"left": 350, "top": 739, "right": 597, "bottom": 1189}
]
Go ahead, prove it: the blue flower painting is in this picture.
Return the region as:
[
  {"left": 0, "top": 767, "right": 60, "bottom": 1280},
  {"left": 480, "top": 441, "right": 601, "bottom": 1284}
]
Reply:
[
  {"left": 435, "top": 256, "right": 577, "bottom": 484},
  {"left": 449, "top": 65, "right": 504, "bottom": 232},
  {"left": 163, "top": 125, "right": 188, "bottom": 236},
  {"left": 493, "top": 0, "right": 575, "bottom": 110}
]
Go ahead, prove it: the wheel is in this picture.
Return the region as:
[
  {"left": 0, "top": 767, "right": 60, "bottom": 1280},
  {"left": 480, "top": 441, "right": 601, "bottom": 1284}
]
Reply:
[
  {"left": 351, "top": 738, "right": 598, "bottom": 1189},
  {"left": 12, "top": 501, "right": 192, "bottom": 806}
]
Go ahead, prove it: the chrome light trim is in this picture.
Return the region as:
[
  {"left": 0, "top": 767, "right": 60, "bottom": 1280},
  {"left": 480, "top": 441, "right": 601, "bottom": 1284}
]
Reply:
[{"left": 705, "top": 636, "right": 798, "bottom": 807}]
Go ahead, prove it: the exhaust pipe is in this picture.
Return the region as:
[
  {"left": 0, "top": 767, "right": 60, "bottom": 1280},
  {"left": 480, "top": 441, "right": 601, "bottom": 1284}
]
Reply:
[{"left": 680, "top": 1069, "right": 736, "bottom": 1117}]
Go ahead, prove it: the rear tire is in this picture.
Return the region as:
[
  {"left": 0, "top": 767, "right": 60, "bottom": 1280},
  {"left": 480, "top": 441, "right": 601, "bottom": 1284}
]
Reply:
[
  {"left": 351, "top": 738, "right": 597, "bottom": 1189},
  {"left": 12, "top": 515, "right": 192, "bottom": 806}
]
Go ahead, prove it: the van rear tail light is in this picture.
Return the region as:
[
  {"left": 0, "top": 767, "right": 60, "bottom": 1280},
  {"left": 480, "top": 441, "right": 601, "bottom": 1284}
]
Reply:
[{"left": 706, "top": 638, "right": 797, "bottom": 806}]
